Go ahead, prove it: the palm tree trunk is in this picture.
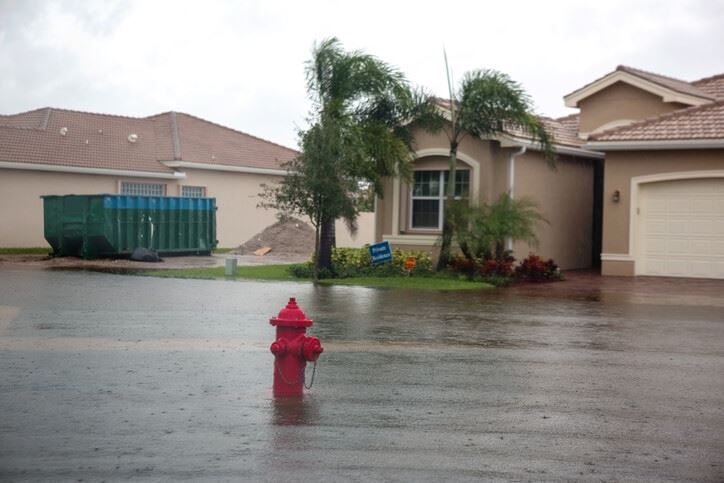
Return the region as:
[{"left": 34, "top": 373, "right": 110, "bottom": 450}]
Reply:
[
  {"left": 313, "top": 221, "right": 321, "bottom": 281},
  {"left": 317, "top": 217, "right": 336, "bottom": 274},
  {"left": 436, "top": 141, "right": 458, "bottom": 271}
]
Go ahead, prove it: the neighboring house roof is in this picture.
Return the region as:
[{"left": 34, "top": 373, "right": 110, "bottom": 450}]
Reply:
[
  {"left": 0, "top": 107, "right": 297, "bottom": 176},
  {"left": 587, "top": 99, "right": 724, "bottom": 147},
  {"left": 564, "top": 65, "right": 715, "bottom": 108}
]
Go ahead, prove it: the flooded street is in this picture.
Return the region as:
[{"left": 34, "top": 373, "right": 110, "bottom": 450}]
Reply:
[{"left": 1, "top": 267, "right": 723, "bottom": 481}]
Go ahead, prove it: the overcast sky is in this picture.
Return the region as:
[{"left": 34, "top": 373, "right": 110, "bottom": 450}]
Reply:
[{"left": 2, "top": 0, "right": 723, "bottom": 148}]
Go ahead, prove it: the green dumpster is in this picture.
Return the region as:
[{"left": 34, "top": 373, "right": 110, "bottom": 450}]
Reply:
[{"left": 42, "top": 194, "right": 218, "bottom": 259}]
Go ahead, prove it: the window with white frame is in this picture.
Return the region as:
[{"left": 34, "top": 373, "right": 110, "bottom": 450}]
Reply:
[
  {"left": 120, "top": 182, "right": 166, "bottom": 196},
  {"left": 410, "top": 170, "right": 470, "bottom": 229},
  {"left": 181, "top": 185, "right": 206, "bottom": 198}
]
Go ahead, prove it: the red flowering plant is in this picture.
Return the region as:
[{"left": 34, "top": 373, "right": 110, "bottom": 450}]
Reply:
[
  {"left": 478, "top": 256, "right": 514, "bottom": 278},
  {"left": 514, "top": 253, "right": 561, "bottom": 282}
]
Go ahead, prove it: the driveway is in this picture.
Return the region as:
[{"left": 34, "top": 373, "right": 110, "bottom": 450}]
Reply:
[{"left": 0, "top": 266, "right": 723, "bottom": 482}]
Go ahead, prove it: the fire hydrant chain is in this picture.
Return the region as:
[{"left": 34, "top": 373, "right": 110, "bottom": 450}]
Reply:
[
  {"left": 304, "top": 360, "right": 318, "bottom": 390},
  {"left": 274, "top": 359, "right": 318, "bottom": 389}
]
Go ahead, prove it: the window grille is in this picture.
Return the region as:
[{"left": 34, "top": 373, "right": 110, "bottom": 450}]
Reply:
[
  {"left": 181, "top": 185, "right": 206, "bottom": 198},
  {"left": 120, "top": 182, "right": 166, "bottom": 196}
]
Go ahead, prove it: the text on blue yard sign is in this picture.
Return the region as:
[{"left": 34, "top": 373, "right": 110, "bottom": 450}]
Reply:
[{"left": 368, "top": 241, "right": 392, "bottom": 265}]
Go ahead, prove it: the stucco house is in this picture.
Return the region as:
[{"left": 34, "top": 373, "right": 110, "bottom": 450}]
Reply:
[
  {"left": 376, "top": 104, "right": 604, "bottom": 272},
  {"left": 0, "top": 108, "right": 299, "bottom": 249},
  {"left": 581, "top": 67, "right": 724, "bottom": 279},
  {"left": 376, "top": 65, "right": 724, "bottom": 279}
]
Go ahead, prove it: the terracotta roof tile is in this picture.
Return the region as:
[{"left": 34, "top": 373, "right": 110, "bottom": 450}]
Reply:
[
  {"left": 692, "top": 73, "right": 724, "bottom": 100},
  {"left": 433, "top": 99, "right": 583, "bottom": 147},
  {"left": 0, "top": 108, "right": 297, "bottom": 175},
  {"left": 590, "top": 100, "right": 724, "bottom": 141},
  {"left": 0, "top": 107, "right": 51, "bottom": 129},
  {"left": 173, "top": 112, "right": 297, "bottom": 170},
  {"left": 504, "top": 115, "right": 583, "bottom": 147}
]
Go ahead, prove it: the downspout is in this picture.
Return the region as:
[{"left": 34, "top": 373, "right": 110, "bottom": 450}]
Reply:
[{"left": 506, "top": 145, "right": 527, "bottom": 251}]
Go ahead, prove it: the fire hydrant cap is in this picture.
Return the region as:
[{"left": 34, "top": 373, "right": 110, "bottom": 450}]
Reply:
[{"left": 270, "top": 297, "right": 313, "bottom": 327}]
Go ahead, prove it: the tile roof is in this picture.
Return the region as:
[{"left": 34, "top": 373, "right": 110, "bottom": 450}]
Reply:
[
  {"left": 504, "top": 115, "right": 584, "bottom": 147},
  {"left": 432, "top": 99, "right": 584, "bottom": 148},
  {"left": 543, "top": 114, "right": 582, "bottom": 147},
  {"left": 691, "top": 73, "right": 724, "bottom": 100},
  {"left": 590, "top": 99, "right": 724, "bottom": 142},
  {"left": 563, "top": 65, "right": 717, "bottom": 107},
  {"left": 615, "top": 65, "right": 715, "bottom": 101},
  {"left": 0, "top": 108, "right": 297, "bottom": 175}
]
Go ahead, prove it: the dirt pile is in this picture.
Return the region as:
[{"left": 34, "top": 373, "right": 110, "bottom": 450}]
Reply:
[{"left": 233, "top": 217, "right": 315, "bottom": 258}]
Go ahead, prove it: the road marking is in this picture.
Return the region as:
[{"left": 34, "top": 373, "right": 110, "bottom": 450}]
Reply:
[
  {"left": 0, "top": 305, "right": 20, "bottom": 336},
  {"left": 0, "top": 337, "right": 514, "bottom": 353}
]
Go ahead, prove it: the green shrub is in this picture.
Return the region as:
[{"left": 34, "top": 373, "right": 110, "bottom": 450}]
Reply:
[
  {"left": 288, "top": 262, "right": 336, "bottom": 280},
  {"left": 288, "top": 262, "right": 314, "bottom": 278},
  {"left": 331, "top": 247, "right": 433, "bottom": 278}
]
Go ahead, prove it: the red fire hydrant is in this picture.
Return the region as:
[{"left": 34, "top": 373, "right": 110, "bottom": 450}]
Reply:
[{"left": 269, "top": 298, "right": 324, "bottom": 397}]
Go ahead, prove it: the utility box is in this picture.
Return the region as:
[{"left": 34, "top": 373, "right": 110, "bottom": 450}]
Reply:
[{"left": 42, "top": 194, "right": 217, "bottom": 259}]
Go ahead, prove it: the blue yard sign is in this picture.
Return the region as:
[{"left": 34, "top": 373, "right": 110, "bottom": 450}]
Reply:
[{"left": 368, "top": 241, "right": 392, "bottom": 265}]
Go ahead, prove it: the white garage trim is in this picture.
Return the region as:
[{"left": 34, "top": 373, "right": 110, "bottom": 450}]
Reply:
[{"left": 628, "top": 170, "right": 724, "bottom": 276}]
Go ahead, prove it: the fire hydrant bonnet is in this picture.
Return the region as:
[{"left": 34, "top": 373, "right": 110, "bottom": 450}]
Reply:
[{"left": 270, "top": 297, "right": 313, "bottom": 328}]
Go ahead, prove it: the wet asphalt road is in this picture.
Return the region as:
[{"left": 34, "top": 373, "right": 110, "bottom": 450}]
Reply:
[{"left": 1, "top": 267, "right": 723, "bottom": 482}]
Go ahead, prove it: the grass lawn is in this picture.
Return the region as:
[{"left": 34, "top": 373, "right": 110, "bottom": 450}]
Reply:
[
  {"left": 149, "top": 264, "right": 295, "bottom": 281},
  {"left": 146, "top": 264, "right": 493, "bottom": 290},
  {"left": 316, "top": 276, "right": 492, "bottom": 290}
]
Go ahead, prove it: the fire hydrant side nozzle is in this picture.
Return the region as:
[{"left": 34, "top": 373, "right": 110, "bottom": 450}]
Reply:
[{"left": 269, "top": 297, "right": 323, "bottom": 397}]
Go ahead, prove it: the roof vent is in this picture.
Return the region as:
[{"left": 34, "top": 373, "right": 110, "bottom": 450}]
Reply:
[
  {"left": 59, "top": 127, "right": 68, "bottom": 136},
  {"left": 211, "top": 155, "right": 216, "bottom": 161},
  {"left": 127, "top": 133, "right": 138, "bottom": 143},
  {"left": 98, "top": 129, "right": 103, "bottom": 134}
]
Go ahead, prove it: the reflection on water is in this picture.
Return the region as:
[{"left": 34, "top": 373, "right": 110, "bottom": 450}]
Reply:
[
  {"left": 300, "top": 285, "right": 622, "bottom": 351},
  {"left": 271, "top": 395, "right": 320, "bottom": 426}
]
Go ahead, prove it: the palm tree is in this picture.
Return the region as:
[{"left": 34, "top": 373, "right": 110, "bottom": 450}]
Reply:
[
  {"left": 433, "top": 56, "right": 555, "bottom": 270},
  {"left": 299, "top": 38, "right": 421, "bottom": 276}
]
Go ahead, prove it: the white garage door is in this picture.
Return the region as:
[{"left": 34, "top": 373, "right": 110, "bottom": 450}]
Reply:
[{"left": 637, "top": 178, "right": 724, "bottom": 279}]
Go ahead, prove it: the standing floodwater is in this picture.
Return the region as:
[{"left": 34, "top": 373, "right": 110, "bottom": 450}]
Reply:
[{"left": 1, "top": 267, "right": 723, "bottom": 482}]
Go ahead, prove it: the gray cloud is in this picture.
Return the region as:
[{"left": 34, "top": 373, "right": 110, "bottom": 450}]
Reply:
[{"left": 2, "top": 0, "right": 723, "bottom": 148}]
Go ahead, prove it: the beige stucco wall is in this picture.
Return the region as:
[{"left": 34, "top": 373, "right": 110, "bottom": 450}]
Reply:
[
  {"left": 335, "top": 212, "right": 375, "bottom": 248},
  {"left": 513, "top": 153, "right": 595, "bottom": 269},
  {"left": 179, "top": 169, "right": 281, "bottom": 247},
  {"left": 601, "top": 149, "right": 724, "bottom": 276},
  {"left": 376, "top": 125, "right": 597, "bottom": 270},
  {"left": 578, "top": 82, "right": 688, "bottom": 136},
  {"left": 0, "top": 169, "right": 150, "bottom": 247}
]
